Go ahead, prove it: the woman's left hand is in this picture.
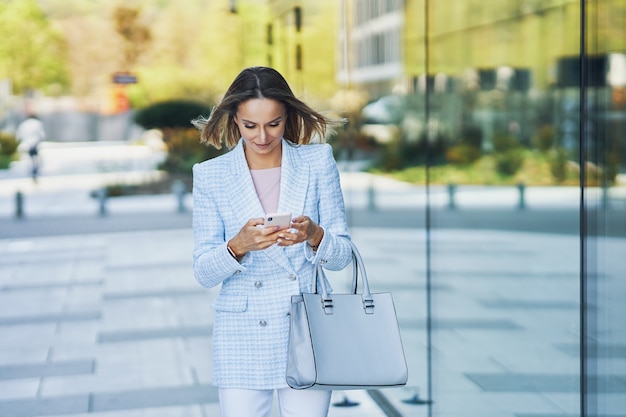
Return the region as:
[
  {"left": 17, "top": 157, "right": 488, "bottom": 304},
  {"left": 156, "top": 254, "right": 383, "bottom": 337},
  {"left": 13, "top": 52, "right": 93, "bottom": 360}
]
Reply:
[{"left": 276, "top": 215, "right": 324, "bottom": 248}]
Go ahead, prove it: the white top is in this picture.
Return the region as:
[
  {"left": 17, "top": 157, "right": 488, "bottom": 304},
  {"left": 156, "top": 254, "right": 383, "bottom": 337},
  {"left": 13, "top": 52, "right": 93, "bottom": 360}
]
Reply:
[{"left": 16, "top": 117, "right": 45, "bottom": 148}]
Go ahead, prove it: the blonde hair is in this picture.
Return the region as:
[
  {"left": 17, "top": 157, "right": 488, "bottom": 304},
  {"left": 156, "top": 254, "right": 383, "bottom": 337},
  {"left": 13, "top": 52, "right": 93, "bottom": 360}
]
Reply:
[{"left": 193, "top": 67, "right": 337, "bottom": 149}]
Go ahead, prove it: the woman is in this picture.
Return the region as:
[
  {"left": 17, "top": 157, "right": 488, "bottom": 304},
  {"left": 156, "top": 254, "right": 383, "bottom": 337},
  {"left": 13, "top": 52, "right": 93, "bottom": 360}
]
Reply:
[{"left": 192, "top": 66, "right": 352, "bottom": 417}]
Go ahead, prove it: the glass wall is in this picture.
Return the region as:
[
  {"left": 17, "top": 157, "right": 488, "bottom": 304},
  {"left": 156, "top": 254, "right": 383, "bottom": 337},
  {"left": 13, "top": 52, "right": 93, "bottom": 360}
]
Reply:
[
  {"left": 583, "top": 1, "right": 626, "bottom": 416},
  {"left": 346, "top": 0, "right": 625, "bottom": 416},
  {"left": 424, "top": 2, "right": 582, "bottom": 416}
]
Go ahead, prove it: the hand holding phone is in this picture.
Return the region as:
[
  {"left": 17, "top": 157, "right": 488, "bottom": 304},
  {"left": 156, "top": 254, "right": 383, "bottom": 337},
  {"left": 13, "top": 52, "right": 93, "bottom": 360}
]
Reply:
[{"left": 264, "top": 212, "right": 291, "bottom": 229}]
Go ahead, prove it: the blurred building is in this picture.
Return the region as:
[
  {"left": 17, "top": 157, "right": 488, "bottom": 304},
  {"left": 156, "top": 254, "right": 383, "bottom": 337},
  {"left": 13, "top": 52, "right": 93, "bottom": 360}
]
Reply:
[
  {"left": 266, "top": 0, "right": 340, "bottom": 99},
  {"left": 337, "top": 0, "right": 404, "bottom": 97},
  {"left": 338, "top": 0, "right": 573, "bottom": 97},
  {"left": 336, "top": 0, "right": 625, "bottom": 166}
]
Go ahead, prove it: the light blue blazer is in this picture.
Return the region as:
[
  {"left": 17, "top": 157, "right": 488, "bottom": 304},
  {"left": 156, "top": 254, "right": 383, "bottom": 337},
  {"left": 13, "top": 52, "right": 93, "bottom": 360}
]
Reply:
[{"left": 192, "top": 139, "right": 352, "bottom": 389}]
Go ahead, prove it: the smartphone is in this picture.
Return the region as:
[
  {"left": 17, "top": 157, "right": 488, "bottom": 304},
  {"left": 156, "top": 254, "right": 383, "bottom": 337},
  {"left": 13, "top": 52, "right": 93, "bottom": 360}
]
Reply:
[{"left": 264, "top": 212, "right": 292, "bottom": 229}]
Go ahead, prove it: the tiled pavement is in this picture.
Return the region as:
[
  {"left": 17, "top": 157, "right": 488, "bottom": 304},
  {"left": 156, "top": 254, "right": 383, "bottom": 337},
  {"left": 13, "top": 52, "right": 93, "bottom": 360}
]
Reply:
[
  {"left": 2, "top": 222, "right": 611, "bottom": 417},
  {"left": 0, "top": 227, "right": 396, "bottom": 417}
]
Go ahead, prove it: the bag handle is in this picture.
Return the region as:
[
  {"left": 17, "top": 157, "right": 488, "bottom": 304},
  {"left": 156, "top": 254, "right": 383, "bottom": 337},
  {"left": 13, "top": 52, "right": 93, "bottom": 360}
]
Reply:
[{"left": 313, "top": 240, "right": 374, "bottom": 313}]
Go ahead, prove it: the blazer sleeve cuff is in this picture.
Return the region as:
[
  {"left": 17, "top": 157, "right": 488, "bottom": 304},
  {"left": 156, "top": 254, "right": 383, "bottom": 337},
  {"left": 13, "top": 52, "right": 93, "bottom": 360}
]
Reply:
[
  {"left": 194, "top": 243, "right": 248, "bottom": 288},
  {"left": 304, "top": 229, "right": 329, "bottom": 265}
]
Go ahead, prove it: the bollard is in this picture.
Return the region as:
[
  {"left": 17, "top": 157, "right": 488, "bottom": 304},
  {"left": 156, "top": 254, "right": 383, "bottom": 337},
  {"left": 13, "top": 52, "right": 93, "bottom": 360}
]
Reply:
[
  {"left": 601, "top": 179, "right": 609, "bottom": 210},
  {"left": 333, "top": 394, "right": 359, "bottom": 407},
  {"left": 447, "top": 183, "right": 456, "bottom": 210},
  {"left": 15, "top": 191, "right": 24, "bottom": 218},
  {"left": 172, "top": 180, "right": 187, "bottom": 213},
  {"left": 402, "top": 388, "right": 433, "bottom": 405},
  {"left": 97, "top": 188, "right": 108, "bottom": 216},
  {"left": 517, "top": 183, "right": 526, "bottom": 210},
  {"left": 367, "top": 179, "right": 376, "bottom": 211}
]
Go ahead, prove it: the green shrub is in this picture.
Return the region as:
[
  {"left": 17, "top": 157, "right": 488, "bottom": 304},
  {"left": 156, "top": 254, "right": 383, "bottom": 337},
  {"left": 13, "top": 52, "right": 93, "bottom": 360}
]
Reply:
[
  {"left": 494, "top": 149, "right": 525, "bottom": 176},
  {"left": 549, "top": 147, "right": 569, "bottom": 183},
  {"left": 134, "top": 100, "right": 224, "bottom": 175},
  {"left": 159, "top": 127, "right": 224, "bottom": 176},
  {"left": 605, "top": 152, "right": 620, "bottom": 185},
  {"left": 531, "top": 125, "right": 556, "bottom": 152},
  {"left": 0, "top": 154, "right": 12, "bottom": 169},
  {"left": 492, "top": 132, "right": 520, "bottom": 152},
  {"left": 445, "top": 143, "right": 482, "bottom": 165},
  {"left": 0, "top": 132, "right": 19, "bottom": 169},
  {"left": 331, "top": 127, "right": 380, "bottom": 161},
  {"left": 134, "top": 99, "right": 210, "bottom": 129},
  {"left": 374, "top": 127, "right": 450, "bottom": 171},
  {"left": 459, "top": 125, "right": 483, "bottom": 149},
  {"left": 0, "top": 131, "right": 19, "bottom": 156},
  {"left": 378, "top": 142, "right": 404, "bottom": 171},
  {"left": 491, "top": 131, "right": 525, "bottom": 176}
]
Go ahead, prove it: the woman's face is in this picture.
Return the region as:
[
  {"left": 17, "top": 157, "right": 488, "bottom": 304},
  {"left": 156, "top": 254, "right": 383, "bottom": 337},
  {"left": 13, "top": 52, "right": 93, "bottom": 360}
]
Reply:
[{"left": 234, "top": 98, "right": 286, "bottom": 164}]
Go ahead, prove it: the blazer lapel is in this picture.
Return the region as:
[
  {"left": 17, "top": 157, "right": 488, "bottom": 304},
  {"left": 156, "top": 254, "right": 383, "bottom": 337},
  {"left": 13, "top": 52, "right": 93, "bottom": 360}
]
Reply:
[
  {"left": 224, "top": 141, "right": 265, "bottom": 227},
  {"left": 278, "top": 141, "right": 309, "bottom": 217}
]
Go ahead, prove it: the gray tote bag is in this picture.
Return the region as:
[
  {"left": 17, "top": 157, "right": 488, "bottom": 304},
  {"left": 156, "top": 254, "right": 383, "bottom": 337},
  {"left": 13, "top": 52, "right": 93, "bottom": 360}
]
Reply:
[{"left": 286, "top": 241, "right": 408, "bottom": 390}]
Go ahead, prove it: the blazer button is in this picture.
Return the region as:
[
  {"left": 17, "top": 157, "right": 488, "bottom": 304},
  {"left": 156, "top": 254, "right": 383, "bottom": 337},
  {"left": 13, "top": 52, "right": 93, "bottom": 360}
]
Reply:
[
  {"left": 254, "top": 281, "right": 263, "bottom": 288},
  {"left": 259, "top": 320, "right": 267, "bottom": 327},
  {"left": 288, "top": 274, "right": 297, "bottom": 281}
]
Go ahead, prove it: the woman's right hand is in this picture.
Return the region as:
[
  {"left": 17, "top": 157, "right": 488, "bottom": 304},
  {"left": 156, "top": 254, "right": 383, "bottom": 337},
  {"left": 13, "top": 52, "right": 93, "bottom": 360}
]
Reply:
[{"left": 227, "top": 218, "right": 285, "bottom": 258}]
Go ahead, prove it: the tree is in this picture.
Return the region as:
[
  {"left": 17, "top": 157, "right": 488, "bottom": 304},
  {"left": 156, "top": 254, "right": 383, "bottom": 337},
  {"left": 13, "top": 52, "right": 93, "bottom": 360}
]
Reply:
[
  {"left": 129, "top": 0, "right": 266, "bottom": 104},
  {"left": 56, "top": 14, "right": 120, "bottom": 103},
  {"left": 0, "top": 0, "right": 69, "bottom": 94},
  {"left": 113, "top": 5, "right": 152, "bottom": 70}
]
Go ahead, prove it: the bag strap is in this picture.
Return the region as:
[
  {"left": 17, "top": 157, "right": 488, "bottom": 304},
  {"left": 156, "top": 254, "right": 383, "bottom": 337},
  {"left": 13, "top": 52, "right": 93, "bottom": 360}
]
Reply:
[{"left": 313, "top": 240, "right": 373, "bottom": 303}]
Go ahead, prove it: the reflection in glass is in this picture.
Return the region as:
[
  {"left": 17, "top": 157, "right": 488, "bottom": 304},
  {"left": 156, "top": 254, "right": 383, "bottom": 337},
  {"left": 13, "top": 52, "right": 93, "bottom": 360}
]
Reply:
[{"left": 341, "top": 0, "right": 624, "bottom": 415}]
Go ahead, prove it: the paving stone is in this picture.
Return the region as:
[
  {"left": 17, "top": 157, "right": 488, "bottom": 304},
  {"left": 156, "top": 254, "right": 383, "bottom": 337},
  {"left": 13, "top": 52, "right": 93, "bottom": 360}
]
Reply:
[
  {"left": 0, "top": 251, "right": 104, "bottom": 266},
  {"left": 0, "top": 347, "right": 49, "bottom": 366},
  {"left": 0, "top": 280, "right": 103, "bottom": 292},
  {"left": 556, "top": 343, "right": 626, "bottom": 359},
  {"left": 466, "top": 373, "right": 626, "bottom": 393},
  {"left": 91, "top": 384, "right": 218, "bottom": 412},
  {"left": 0, "top": 213, "right": 192, "bottom": 239},
  {"left": 0, "top": 395, "right": 89, "bottom": 417},
  {"left": 0, "top": 359, "right": 94, "bottom": 380},
  {"left": 102, "top": 288, "right": 205, "bottom": 300},
  {"left": 480, "top": 300, "right": 579, "bottom": 309},
  {"left": 399, "top": 318, "right": 524, "bottom": 330},
  {"left": 0, "top": 312, "right": 101, "bottom": 326},
  {"left": 516, "top": 415, "right": 626, "bottom": 417},
  {"left": 97, "top": 326, "right": 213, "bottom": 343},
  {"left": 42, "top": 405, "right": 208, "bottom": 417},
  {"left": 0, "top": 379, "right": 39, "bottom": 400},
  {"left": 0, "top": 324, "right": 58, "bottom": 349},
  {"left": 105, "top": 260, "right": 192, "bottom": 272}
]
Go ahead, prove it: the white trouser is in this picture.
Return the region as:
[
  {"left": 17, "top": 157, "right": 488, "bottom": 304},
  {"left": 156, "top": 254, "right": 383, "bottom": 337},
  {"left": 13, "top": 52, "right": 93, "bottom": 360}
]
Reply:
[{"left": 219, "top": 387, "right": 332, "bottom": 417}]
